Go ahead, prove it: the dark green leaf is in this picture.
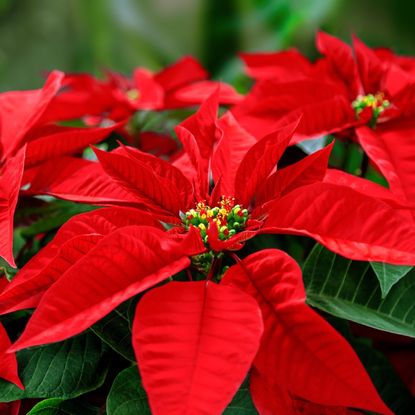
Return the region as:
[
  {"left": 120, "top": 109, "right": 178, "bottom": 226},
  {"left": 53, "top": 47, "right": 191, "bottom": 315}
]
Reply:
[
  {"left": 0, "top": 257, "right": 17, "bottom": 281},
  {"left": 19, "top": 200, "right": 97, "bottom": 238},
  {"left": 303, "top": 244, "right": 415, "bottom": 337},
  {"left": 370, "top": 262, "right": 412, "bottom": 298},
  {"left": 106, "top": 366, "right": 150, "bottom": 415},
  {"left": 27, "top": 398, "right": 99, "bottom": 415},
  {"left": 0, "top": 332, "right": 108, "bottom": 402},
  {"left": 223, "top": 377, "right": 258, "bottom": 414},
  {"left": 90, "top": 298, "right": 137, "bottom": 361}
]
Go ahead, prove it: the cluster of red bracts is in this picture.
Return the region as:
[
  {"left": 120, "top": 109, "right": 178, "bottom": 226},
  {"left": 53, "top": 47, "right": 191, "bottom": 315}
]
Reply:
[{"left": 0, "top": 33, "right": 414, "bottom": 414}]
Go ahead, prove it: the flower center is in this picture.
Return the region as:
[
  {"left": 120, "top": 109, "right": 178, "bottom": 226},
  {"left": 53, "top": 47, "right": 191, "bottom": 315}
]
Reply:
[
  {"left": 126, "top": 88, "right": 140, "bottom": 101},
  {"left": 352, "top": 92, "right": 390, "bottom": 127},
  {"left": 181, "top": 196, "right": 249, "bottom": 243}
]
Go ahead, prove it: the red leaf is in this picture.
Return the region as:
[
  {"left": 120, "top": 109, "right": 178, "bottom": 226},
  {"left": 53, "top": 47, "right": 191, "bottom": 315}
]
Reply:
[
  {"left": 24, "top": 157, "right": 142, "bottom": 207},
  {"left": 0, "top": 71, "right": 64, "bottom": 158},
  {"left": 251, "top": 371, "right": 363, "bottom": 415},
  {"left": 133, "top": 281, "right": 263, "bottom": 415},
  {"left": 232, "top": 80, "right": 355, "bottom": 142},
  {"left": 0, "top": 322, "right": 23, "bottom": 389},
  {"left": 211, "top": 112, "right": 257, "bottom": 196},
  {"left": 352, "top": 35, "right": 386, "bottom": 95},
  {"left": 0, "top": 207, "right": 163, "bottom": 315},
  {"left": 235, "top": 116, "right": 300, "bottom": 206},
  {"left": 324, "top": 168, "right": 415, "bottom": 211},
  {"left": 262, "top": 182, "right": 415, "bottom": 264},
  {"left": 240, "top": 49, "right": 312, "bottom": 81},
  {"left": 9, "top": 226, "right": 204, "bottom": 351},
  {"left": 175, "top": 126, "right": 206, "bottom": 199},
  {"left": 0, "top": 235, "right": 101, "bottom": 315},
  {"left": 25, "top": 120, "right": 124, "bottom": 167},
  {"left": 95, "top": 147, "right": 193, "bottom": 215},
  {"left": 316, "top": 31, "right": 360, "bottom": 97},
  {"left": 222, "top": 250, "right": 392, "bottom": 414},
  {"left": 168, "top": 80, "right": 242, "bottom": 107},
  {"left": 357, "top": 123, "right": 415, "bottom": 209},
  {"left": 179, "top": 88, "right": 220, "bottom": 160},
  {"left": 255, "top": 142, "right": 333, "bottom": 207},
  {"left": 154, "top": 56, "right": 208, "bottom": 92},
  {"left": 0, "top": 401, "right": 21, "bottom": 415},
  {"left": 0, "top": 147, "right": 25, "bottom": 267}
]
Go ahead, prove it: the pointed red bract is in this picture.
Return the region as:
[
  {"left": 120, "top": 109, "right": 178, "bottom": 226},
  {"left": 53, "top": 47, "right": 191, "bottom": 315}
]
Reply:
[
  {"left": 357, "top": 123, "right": 415, "bottom": 209},
  {"left": 0, "top": 70, "right": 64, "bottom": 158},
  {"left": 24, "top": 157, "right": 142, "bottom": 206},
  {"left": 255, "top": 142, "right": 333, "bottom": 206},
  {"left": 0, "top": 147, "right": 25, "bottom": 267},
  {"left": 222, "top": 250, "right": 392, "bottom": 415},
  {"left": 9, "top": 226, "right": 204, "bottom": 351},
  {"left": 0, "top": 322, "right": 23, "bottom": 389},
  {"left": 211, "top": 112, "right": 257, "bottom": 196},
  {"left": 24, "top": 121, "right": 124, "bottom": 167},
  {"left": 133, "top": 281, "right": 263, "bottom": 415},
  {"left": 251, "top": 371, "right": 363, "bottom": 415},
  {"left": 235, "top": 117, "right": 300, "bottom": 206},
  {"left": 262, "top": 182, "right": 415, "bottom": 264},
  {"left": 0, "top": 207, "right": 164, "bottom": 315},
  {"left": 95, "top": 147, "right": 193, "bottom": 216}
]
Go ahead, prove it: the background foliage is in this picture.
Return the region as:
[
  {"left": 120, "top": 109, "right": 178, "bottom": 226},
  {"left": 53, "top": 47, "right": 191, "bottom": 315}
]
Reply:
[{"left": 1, "top": 0, "right": 414, "bottom": 91}]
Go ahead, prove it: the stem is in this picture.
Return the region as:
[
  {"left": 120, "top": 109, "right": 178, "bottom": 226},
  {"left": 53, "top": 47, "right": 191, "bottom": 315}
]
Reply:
[
  {"left": 229, "top": 252, "right": 242, "bottom": 264},
  {"left": 206, "top": 256, "right": 218, "bottom": 281},
  {"left": 186, "top": 268, "right": 193, "bottom": 281},
  {"left": 360, "top": 152, "right": 369, "bottom": 178}
]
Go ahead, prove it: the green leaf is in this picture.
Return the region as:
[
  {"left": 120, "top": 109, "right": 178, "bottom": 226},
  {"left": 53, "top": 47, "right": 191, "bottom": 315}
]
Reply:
[
  {"left": 106, "top": 366, "right": 150, "bottom": 415},
  {"left": 370, "top": 262, "right": 412, "bottom": 298},
  {"left": 302, "top": 244, "right": 415, "bottom": 338},
  {"left": 90, "top": 298, "right": 137, "bottom": 361},
  {"left": 27, "top": 398, "right": 99, "bottom": 415},
  {"left": 0, "top": 332, "right": 108, "bottom": 402},
  {"left": 18, "top": 200, "right": 97, "bottom": 238},
  {"left": 0, "top": 257, "right": 17, "bottom": 281},
  {"left": 106, "top": 367, "right": 258, "bottom": 415},
  {"left": 223, "top": 378, "right": 258, "bottom": 414}
]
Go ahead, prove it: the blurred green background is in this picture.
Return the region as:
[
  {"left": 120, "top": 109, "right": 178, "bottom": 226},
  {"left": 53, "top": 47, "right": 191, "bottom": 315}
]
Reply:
[{"left": 0, "top": 0, "right": 414, "bottom": 91}]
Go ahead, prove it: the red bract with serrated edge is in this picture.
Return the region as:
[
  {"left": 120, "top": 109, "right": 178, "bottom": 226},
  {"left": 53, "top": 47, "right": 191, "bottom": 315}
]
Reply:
[{"left": 3, "top": 90, "right": 413, "bottom": 413}]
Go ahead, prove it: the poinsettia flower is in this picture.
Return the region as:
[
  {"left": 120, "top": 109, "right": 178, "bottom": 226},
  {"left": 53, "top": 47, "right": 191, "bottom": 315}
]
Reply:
[
  {"left": 0, "top": 322, "right": 23, "bottom": 389},
  {"left": 3, "top": 92, "right": 414, "bottom": 412},
  {"left": 234, "top": 32, "right": 415, "bottom": 210},
  {"left": 234, "top": 32, "right": 415, "bottom": 140}
]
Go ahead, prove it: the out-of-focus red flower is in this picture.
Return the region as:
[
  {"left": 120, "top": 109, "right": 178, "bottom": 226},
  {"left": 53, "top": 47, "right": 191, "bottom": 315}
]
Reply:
[
  {"left": 233, "top": 32, "right": 415, "bottom": 212},
  {"left": 42, "top": 56, "right": 242, "bottom": 124}
]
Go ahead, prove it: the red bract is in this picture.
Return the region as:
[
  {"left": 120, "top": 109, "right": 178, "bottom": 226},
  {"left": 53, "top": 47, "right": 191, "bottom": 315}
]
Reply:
[
  {"left": 0, "top": 322, "right": 23, "bottom": 389},
  {"left": 222, "top": 250, "right": 392, "bottom": 415},
  {"left": 233, "top": 32, "right": 415, "bottom": 208},
  {"left": 133, "top": 281, "right": 263, "bottom": 414}
]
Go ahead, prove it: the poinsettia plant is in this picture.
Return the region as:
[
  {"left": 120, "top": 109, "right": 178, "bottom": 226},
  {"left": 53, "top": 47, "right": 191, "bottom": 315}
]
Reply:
[{"left": 0, "top": 32, "right": 414, "bottom": 415}]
